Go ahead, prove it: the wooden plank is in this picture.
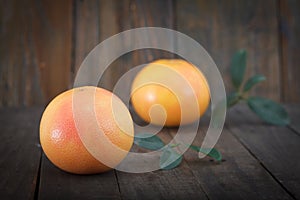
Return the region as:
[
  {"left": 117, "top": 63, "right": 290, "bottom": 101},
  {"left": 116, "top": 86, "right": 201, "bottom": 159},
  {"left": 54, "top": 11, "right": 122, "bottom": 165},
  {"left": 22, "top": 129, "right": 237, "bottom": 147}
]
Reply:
[
  {"left": 107, "top": 0, "right": 176, "bottom": 102},
  {"left": 286, "top": 105, "right": 300, "bottom": 134},
  {"left": 116, "top": 129, "right": 208, "bottom": 200},
  {"left": 32, "top": 0, "right": 73, "bottom": 103},
  {"left": 168, "top": 121, "right": 292, "bottom": 200},
  {"left": 226, "top": 105, "right": 300, "bottom": 199},
  {"left": 72, "top": 0, "right": 120, "bottom": 90},
  {"left": 176, "top": 0, "right": 281, "bottom": 101},
  {"left": 0, "top": 0, "right": 44, "bottom": 106},
  {"left": 38, "top": 154, "right": 121, "bottom": 200},
  {"left": 98, "top": 0, "right": 120, "bottom": 90},
  {"left": 116, "top": 163, "right": 207, "bottom": 200},
  {"left": 0, "top": 0, "right": 72, "bottom": 107},
  {"left": 280, "top": 0, "right": 300, "bottom": 102},
  {"left": 72, "top": 0, "right": 101, "bottom": 87},
  {"left": 124, "top": 0, "right": 175, "bottom": 62},
  {"left": 0, "top": 107, "right": 42, "bottom": 199}
]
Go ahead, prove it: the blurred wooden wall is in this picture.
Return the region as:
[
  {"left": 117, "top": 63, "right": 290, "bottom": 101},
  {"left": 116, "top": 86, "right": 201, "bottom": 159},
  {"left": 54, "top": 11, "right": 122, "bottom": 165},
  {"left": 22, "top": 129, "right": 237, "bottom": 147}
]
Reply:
[{"left": 0, "top": 0, "right": 299, "bottom": 107}]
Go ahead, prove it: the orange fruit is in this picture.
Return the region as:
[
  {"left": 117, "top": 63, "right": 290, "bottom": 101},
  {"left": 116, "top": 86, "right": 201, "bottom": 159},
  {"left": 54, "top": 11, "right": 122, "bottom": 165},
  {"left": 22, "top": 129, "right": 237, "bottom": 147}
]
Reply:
[
  {"left": 40, "top": 86, "right": 134, "bottom": 174},
  {"left": 131, "top": 59, "right": 210, "bottom": 126}
]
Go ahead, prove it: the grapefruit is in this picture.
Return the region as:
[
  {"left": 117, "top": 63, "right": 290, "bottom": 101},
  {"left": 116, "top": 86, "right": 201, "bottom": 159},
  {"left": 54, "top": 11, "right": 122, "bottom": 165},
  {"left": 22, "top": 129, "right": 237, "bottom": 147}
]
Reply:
[
  {"left": 131, "top": 59, "right": 210, "bottom": 126},
  {"left": 39, "top": 86, "right": 134, "bottom": 174}
]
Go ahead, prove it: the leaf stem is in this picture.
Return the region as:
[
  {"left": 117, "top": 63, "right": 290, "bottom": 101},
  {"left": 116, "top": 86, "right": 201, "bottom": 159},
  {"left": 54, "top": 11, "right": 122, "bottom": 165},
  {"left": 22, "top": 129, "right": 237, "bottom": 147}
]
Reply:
[{"left": 169, "top": 143, "right": 180, "bottom": 148}]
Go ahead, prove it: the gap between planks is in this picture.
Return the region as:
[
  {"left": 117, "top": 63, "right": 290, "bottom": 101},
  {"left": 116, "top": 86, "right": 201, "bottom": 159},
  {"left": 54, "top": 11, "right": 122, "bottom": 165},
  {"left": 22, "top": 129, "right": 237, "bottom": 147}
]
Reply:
[{"left": 226, "top": 105, "right": 300, "bottom": 199}]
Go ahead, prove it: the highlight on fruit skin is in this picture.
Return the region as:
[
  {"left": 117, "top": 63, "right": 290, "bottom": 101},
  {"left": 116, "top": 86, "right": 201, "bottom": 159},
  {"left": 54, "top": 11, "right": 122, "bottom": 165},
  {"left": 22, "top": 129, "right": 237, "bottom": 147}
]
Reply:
[
  {"left": 39, "top": 86, "right": 134, "bottom": 174},
  {"left": 131, "top": 59, "right": 210, "bottom": 127}
]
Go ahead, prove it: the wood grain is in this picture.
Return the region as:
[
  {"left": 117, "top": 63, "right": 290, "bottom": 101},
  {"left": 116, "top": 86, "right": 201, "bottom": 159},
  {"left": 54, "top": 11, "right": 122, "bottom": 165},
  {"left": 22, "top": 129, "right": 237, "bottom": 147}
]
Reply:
[
  {"left": 0, "top": 107, "right": 42, "bottom": 199},
  {"left": 72, "top": 0, "right": 101, "bottom": 86},
  {"left": 72, "top": 0, "right": 120, "bottom": 90},
  {"left": 176, "top": 0, "right": 281, "bottom": 101},
  {"left": 0, "top": 105, "right": 299, "bottom": 199},
  {"left": 38, "top": 154, "right": 121, "bottom": 200},
  {"left": 116, "top": 126, "right": 207, "bottom": 200},
  {"left": 116, "top": 163, "right": 207, "bottom": 200},
  {"left": 1, "top": 0, "right": 300, "bottom": 106},
  {"left": 0, "top": 0, "right": 72, "bottom": 106},
  {"left": 0, "top": 0, "right": 44, "bottom": 106},
  {"left": 168, "top": 122, "right": 292, "bottom": 200},
  {"left": 32, "top": 0, "right": 73, "bottom": 103},
  {"left": 280, "top": 0, "right": 300, "bottom": 102},
  {"left": 109, "top": 0, "right": 176, "bottom": 102},
  {"left": 226, "top": 105, "right": 300, "bottom": 199},
  {"left": 286, "top": 104, "right": 300, "bottom": 134}
]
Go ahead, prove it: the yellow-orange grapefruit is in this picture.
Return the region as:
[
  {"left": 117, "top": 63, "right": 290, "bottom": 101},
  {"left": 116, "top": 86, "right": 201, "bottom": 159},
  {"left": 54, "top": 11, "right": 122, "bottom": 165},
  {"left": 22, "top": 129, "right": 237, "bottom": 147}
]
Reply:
[
  {"left": 40, "top": 86, "right": 134, "bottom": 174},
  {"left": 131, "top": 59, "right": 210, "bottom": 126}
]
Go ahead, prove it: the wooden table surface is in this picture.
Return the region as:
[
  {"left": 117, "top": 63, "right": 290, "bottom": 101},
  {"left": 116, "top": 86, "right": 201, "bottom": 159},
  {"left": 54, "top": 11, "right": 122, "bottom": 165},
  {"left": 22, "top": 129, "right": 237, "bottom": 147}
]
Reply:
[{"left": 0, "top": 105, "right": 299, "bottom": 200}]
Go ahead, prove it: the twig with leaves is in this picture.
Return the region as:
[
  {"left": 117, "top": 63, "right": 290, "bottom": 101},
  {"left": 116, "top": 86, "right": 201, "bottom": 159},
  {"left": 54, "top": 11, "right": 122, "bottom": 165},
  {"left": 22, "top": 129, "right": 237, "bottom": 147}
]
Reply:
[
  {"left": 227, "top": 49, "right": 290, "bottom": 126},
  {"left": 134, "top": 133, "right": 222, "bottom": 170}
]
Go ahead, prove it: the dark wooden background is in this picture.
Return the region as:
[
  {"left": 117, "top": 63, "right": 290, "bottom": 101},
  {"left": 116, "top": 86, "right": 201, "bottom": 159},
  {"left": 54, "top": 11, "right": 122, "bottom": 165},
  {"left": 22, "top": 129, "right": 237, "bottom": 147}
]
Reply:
[{"left": 0, "top": 0, "right": 299, "bottom": 107}]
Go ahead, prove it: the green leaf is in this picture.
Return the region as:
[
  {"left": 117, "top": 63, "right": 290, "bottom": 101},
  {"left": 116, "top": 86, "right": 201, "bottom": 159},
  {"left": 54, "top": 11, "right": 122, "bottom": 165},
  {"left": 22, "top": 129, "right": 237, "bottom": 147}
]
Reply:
[
  {"left": 159, "top": 147, "right": 183, "bottom": 170},
  {"left": 189, "top": 145, "right": 222, "bottom": 161},
  {"left": 134, "top": 133, "right": 165, "bottom": 150},
  {"left": 227, "top": 92, "right": 240, "bottom": 108},
  {"left": 247, "top": 97, "right": 290, "bottom": 126},
  {"left": 230, "top": 49, "right": 247, "bottom": 89},
  {"left": 243, "top": 75, "right": 266, "bottom": 92}
]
